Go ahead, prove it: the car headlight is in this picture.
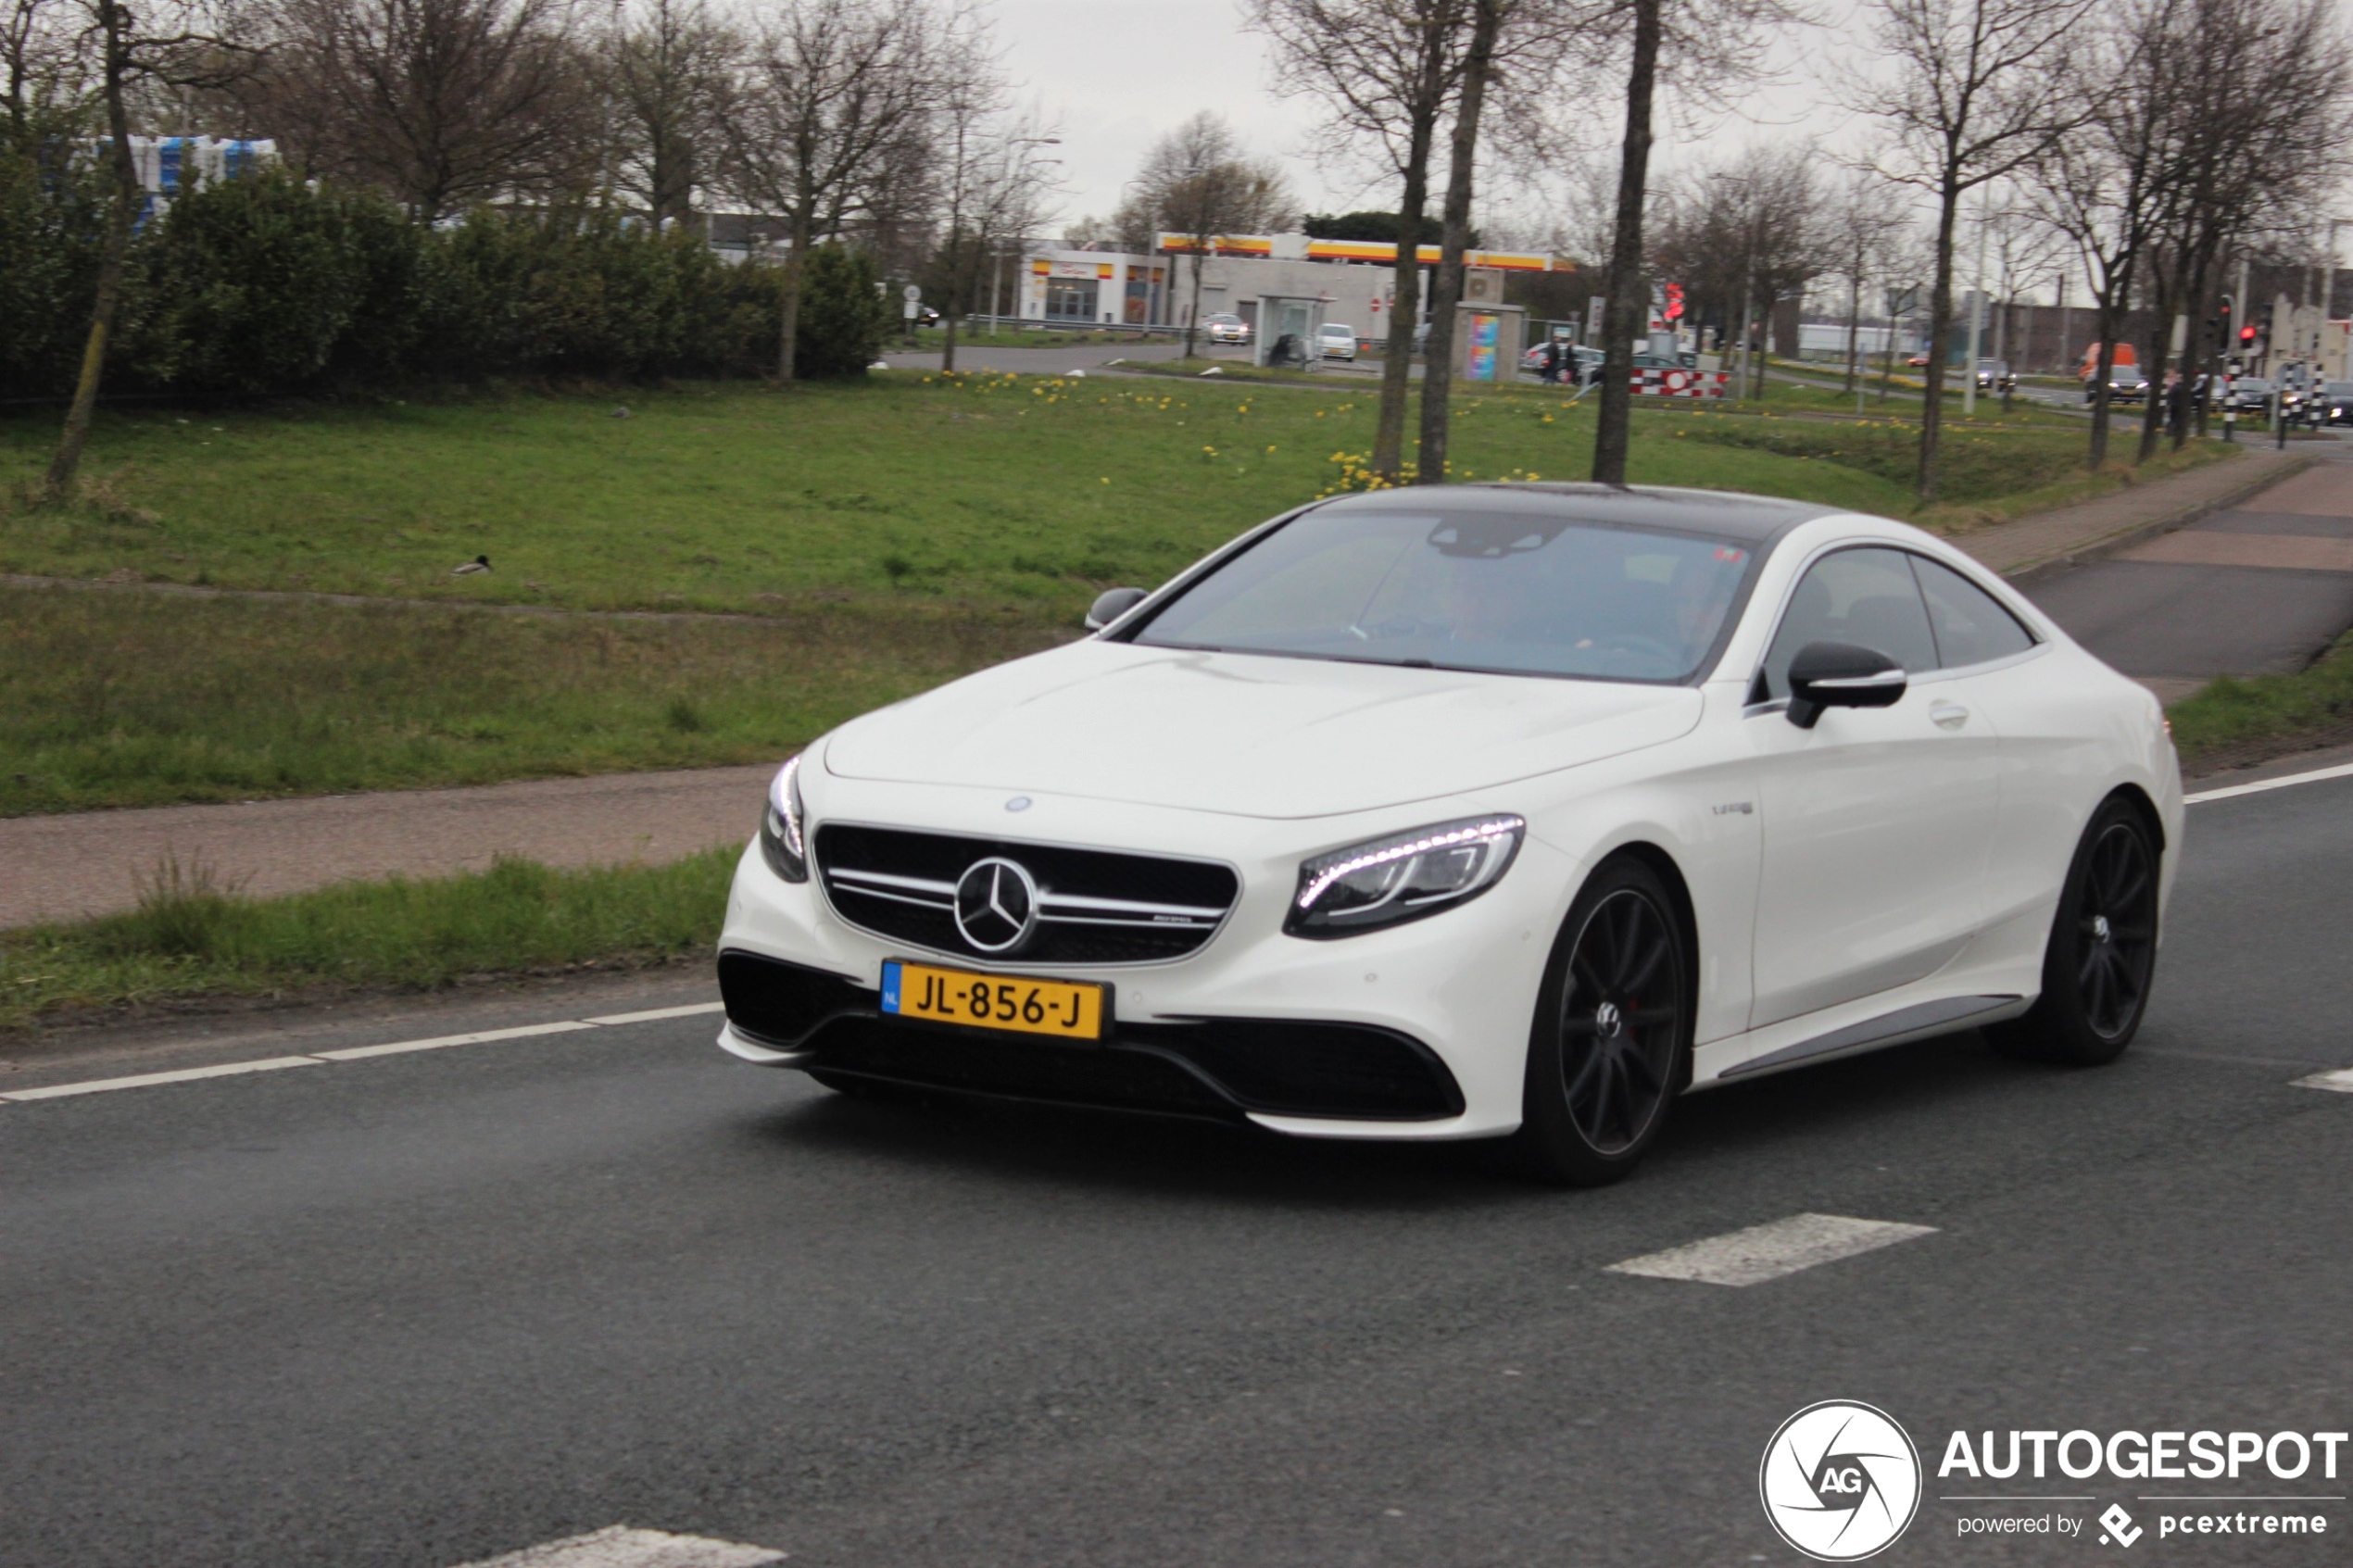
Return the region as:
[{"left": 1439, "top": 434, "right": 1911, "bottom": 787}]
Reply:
[
  {"left": 1286, "top": 814, "right": 1525, "bottom": 938},
  {"left": 760, "top": 756, "right": 809, "bottom": 883}
]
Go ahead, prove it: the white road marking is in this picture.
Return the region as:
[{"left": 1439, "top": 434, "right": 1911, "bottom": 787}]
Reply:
[
  {"left": 0, "top": 1003, "right": 722, "bottom": 1104},
  {"left": 0, "top": 1055, "right": 325, "bottom": 1101},
  {"left": 583, "top": 1002, "right": 728, "bottom": 1025},
  {"left": 315, "top": 1021, "right": 600, "bottom": 1060},
  {"left": 2184, "top": 760, "right": 2353, "bottom": 805},
  {"left": 450, "top": 1524, "right": 785, "bottom": 1567},
  {"left": 1605, "top": 1212, "right": 1937, "bottom": 1287},
  {"left": 2294, "top": 1068, "right": 2353, "bottom": 1093}
]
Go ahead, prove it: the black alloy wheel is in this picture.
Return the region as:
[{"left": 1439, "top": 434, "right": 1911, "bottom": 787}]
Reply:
[
  {"left": 2075, "top": 820, "right": 2158, "bottom": 1038},
  {"left": 1513, "top": 857, "right": 1692, "bottom": 1185},
  {"left": 1991, "top": 797, "right": 2161, "bottom": 1066}
]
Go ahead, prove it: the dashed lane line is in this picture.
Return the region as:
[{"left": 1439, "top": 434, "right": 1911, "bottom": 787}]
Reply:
[
  {"left": 0, "top": 1054, "right": 327, "bottom": 1101},
  {"left": 314, "top": 1020, "right": 601, "bottom": 1061},
  {"left": 1604, "top": 1212, "right": 1938, "bottom": 1286},
  {"left": 2295, "top": 1068, "right": 2353, "bottom": 1093},
  {"left": 2183, "top": 759, "right": 2353, "bottom": 805},
  {"left": 584, "top": 1002, "right": 743, "bottom": 1026},
  {"left": 449, "top": 1524, "right": 784, "bottom": 1567},
  {"left": 0, "top": 1003, "right": 724, "bottom": 1105}
]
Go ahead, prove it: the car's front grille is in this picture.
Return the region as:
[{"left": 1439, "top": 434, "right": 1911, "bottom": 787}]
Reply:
[{"left": 812, "top": 822, "right": 1239, "bottom": 966}]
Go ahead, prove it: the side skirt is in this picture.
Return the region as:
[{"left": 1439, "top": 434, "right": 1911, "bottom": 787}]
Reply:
[{"left": 1695, "top": 994, "right": 2029, "bottom": 1087}]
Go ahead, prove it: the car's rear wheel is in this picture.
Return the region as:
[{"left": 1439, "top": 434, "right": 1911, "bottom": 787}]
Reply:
[
  {"left": 1511, "top": 858, "right": 1692, "bottom": 1186},
  {"left": 1989, "top": 798, "right": 2160, "bottom": 1066}
]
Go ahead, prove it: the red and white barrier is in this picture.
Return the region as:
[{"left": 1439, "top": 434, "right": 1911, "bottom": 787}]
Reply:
[{"left": 1634, "top": 368, "right": 1727, "bottom": 398}]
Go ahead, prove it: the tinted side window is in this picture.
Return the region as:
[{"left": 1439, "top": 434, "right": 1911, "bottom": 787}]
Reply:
[
  {"left": 1910, "top": 556, "right": 2036, "bottom": 669},
  {"left": 1759, "top": 547, "right": 1937, "bottom": 699}
]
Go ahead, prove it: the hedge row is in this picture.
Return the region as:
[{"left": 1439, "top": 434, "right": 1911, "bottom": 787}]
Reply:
[{"left": 0, "top": 162, "right": 894, "bottom": 398}]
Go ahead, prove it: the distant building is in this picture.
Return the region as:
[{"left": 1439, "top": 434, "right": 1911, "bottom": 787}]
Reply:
[
  {"left": 1017, "top": 232, "right": 1565, "bottom": 332},
  {"left": 120, "top": 136, "right": 277, "bottom": 199}
]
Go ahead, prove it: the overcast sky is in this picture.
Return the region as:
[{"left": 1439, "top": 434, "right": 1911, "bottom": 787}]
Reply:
[{"left": 989, "top": 0, "right": 1869, "bottom": 244}]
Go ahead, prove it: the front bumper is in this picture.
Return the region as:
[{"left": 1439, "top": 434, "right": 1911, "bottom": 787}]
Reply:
[
  {"left": 717, "top": 786, "right": 1571, "bottom": 1140},
  {"left": 718, "top": 949, "right": 1464, "bottom": 1123}
]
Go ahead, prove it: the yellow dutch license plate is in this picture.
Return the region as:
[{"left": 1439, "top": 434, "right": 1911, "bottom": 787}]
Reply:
[{"left": 881, "top": 960, "right": 1106, "bottom": 1041}]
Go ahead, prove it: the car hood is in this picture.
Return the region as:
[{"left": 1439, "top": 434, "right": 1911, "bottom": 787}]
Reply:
[{"left": 823, "top": 640, "right": 1704, "bottom": 820}]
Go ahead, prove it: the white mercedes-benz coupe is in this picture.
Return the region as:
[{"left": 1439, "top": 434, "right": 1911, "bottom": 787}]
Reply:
[{"left": 717, "top": 483, "right": 2181, "bottom": 1184}]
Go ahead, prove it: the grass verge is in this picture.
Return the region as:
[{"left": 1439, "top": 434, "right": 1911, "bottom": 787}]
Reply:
[
  {"left": 0, "top": 376, "right": 2131, "bottom": 614},
  {"left": 0, "top": 583, "right": 1060, "bottom": 814},
  {"left": 0, "top": 376, "right": 2236, "bottom": 814},
  {"left": 2167, "top": 630, "right": 2353, "bottom": 768},
  {"left": 0, "top": 848, "right": 736, "bottom": 1032}
]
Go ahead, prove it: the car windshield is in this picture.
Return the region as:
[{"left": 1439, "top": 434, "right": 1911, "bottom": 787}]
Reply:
[
  {"left": 1321, "top": 325, "right": 1352, "bottom": 337},
  {"left": 1130, "top": 507, "right": 1757, "bottom": 683}
]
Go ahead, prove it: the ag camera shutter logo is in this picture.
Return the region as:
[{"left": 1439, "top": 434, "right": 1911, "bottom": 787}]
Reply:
[{"left": 1760, "top": 1400, "right": 1923, "bottom": 1561}]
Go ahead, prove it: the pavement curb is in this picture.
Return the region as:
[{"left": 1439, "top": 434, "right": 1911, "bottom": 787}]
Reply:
[{"left": 1995, "top": 449, "right": 2322, "bottom": 583}]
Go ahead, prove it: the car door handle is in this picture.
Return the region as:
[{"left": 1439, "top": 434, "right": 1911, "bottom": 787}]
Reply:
[{"left": 1931, "top": 700, "right": 1970, "bottom": 730}]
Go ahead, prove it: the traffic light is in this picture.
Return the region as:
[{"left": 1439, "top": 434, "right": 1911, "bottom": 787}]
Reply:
[
  {"left": 2240, "top": 323, "right": 2259, "bottom": 345},
  {"left": 1664, "top": 282, "right": 1685, "bottom": 322}
]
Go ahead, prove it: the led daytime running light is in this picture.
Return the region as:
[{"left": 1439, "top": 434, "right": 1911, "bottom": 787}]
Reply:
[
  {"left": 1298, "top": 816, "right": 1526, "bottom": 909},
  {"left": 770, "top": 757, "right": 807, "bottom": 859}
]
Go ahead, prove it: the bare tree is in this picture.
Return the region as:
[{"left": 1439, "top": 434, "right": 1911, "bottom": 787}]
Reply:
[
  {"left": 1415, "top": 0, "right": 1500, "bottom": 483},
  {"left": 44, "top": 0, "right": 248, "bottom": 500},
  {"left": 1968, "top": 187, "right": 2063, "bottom": 408},
  {"left": 1252, "top": 0, "right": 1466, "bottom": 480},
  {"left": 928, "top": 35, "right": 1061, "bottom": 370},
  {"left": 251, "top": 0, "right": 592, "bottom": 220},
  {"left": 1128, "top": 111, "right": 1291, "bottom": 359},
  {"left": 598, "top": 0, "right": 736, "bottom": 226},
  {"left": 962, "top": 107, "right": 1062, "bottom": 322},
  {"left": 1820, "top": 169, "right": 1911, "bottom": 395},
  {"left": 1648, "top": 149, "right": 1820, "bottom": 397},
  {"left": 724, "top": 0, "right": 946, "bottom": 382},
  {"left": 5, "top": 0, "right": 89, "bottom": 141},
  {"left": 1589, "top": 0, "right": 1800, "bottom": 483},
  {"left": 2141, "top": 0, "right": 2349, "bottom": 458},
  {"left": 1416, "top": 0, "right": 1596, "bottom": 479},
  {"left": 2023, "top": 1, "right": 2180, "bottom": 464},
  {"left": 1847, "top": 0, "right": 2095, "bottom": 501},
  {"left": 1588, "top": 0, "right": 1657, "bottom": 483}
]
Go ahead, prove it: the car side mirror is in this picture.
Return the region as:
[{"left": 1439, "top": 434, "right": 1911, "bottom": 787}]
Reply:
[
  {"left": 1085, "top": 586, "right": 1148, "bottom": 632},
  {"left": 1786, "top": 641, "right": 1907, "bottom": 729}
]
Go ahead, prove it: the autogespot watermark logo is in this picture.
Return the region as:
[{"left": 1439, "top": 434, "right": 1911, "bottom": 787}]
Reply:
[{"left": 1760, "top": 1400, "right": 1924, "bottom": 1561}]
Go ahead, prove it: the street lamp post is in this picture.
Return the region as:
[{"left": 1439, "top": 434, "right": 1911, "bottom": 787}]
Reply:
[
  {"left": 1963, "top": 195, "right": 1988, "bottom": 417},
  {"left": 986, "top": 139, "right": 1061, "bottom": 333}
]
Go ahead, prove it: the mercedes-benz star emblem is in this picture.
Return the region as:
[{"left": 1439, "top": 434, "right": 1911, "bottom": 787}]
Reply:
[{"left": 954, "top": 857, "right": 1039, "bottom": 953}]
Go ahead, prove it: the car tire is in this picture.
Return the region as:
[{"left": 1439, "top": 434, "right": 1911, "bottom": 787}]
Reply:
[
  {"left": 1509, "top": 856, "right": 1694, "bottom": 1186},
  {"left": 1988, "top": 797, "right": 2160, "bottom": 1067}
]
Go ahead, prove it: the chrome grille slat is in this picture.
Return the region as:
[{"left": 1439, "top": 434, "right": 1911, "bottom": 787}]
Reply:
[{"left": 813, "top": 822, "right": 1240, "bottom": 967}]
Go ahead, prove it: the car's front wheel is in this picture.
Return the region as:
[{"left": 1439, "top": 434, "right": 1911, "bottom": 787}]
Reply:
[
  {"left": 1511, "top": 857, "right": 1693, "bottom": 1185},
  {"left": 1990, "top": 797, "right": 2160, "bottom": 1066}
]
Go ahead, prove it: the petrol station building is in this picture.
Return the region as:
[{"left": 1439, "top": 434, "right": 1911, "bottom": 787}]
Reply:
[{"left": 1015, "top": 232, "right": 1564, "bottom": 335}]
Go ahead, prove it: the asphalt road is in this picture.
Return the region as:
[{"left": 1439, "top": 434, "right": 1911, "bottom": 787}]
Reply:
[{"left": 6, "top": 765, "right": 2352, "bottom": 1567}]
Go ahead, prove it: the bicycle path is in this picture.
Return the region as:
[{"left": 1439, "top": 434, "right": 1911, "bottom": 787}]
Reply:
[{"left": 2020, "top": 442, "right": 2353, "bottom": 703}]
